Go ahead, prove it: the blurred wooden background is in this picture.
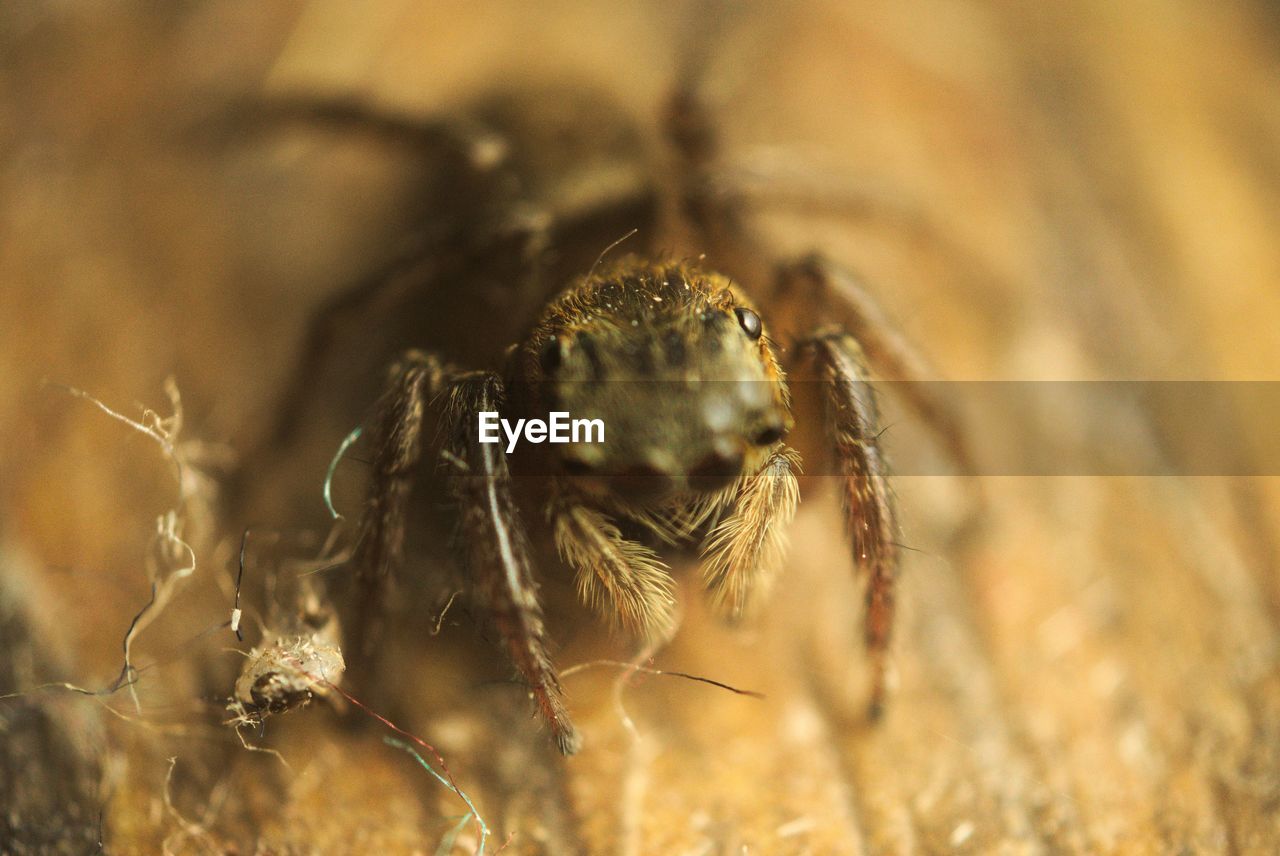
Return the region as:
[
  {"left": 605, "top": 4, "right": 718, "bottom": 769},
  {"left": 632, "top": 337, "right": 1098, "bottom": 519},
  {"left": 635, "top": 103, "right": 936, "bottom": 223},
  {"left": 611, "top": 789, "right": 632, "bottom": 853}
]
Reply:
[{"left": 2, "top": 1, "right": 1279, "bottom": 853}]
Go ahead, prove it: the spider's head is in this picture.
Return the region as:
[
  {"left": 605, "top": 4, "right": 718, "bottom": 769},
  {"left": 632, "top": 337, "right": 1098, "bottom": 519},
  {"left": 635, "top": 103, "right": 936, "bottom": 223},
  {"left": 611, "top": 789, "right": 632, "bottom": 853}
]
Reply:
[{"left": 524, "top": 259, "right": 791, "bottom": 501}]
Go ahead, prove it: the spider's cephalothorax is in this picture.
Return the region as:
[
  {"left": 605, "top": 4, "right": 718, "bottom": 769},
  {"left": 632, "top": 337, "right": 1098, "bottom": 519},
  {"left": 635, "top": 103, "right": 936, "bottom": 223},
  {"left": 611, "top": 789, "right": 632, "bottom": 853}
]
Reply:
[
  {"left": 507, "top": 257, "right": 802, "bottom": 648},
  {"left": 271, "top": 84, "right": 971, "bottom": 755},
  {"left": 515, "top": 258, "right": 792, "bottom": 501}
]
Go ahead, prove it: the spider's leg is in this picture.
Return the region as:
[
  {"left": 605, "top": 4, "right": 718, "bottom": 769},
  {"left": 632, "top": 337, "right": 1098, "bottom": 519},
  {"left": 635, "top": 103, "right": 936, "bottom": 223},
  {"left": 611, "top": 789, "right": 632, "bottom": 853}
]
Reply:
[
  {"left": 241, "top": 90, "right": 658, "bottom": 461},
  {"left": 551, "top": 495, "right": 677, "bottom": 641},
  {"left": 666, "top": 85, "right": 974, "bottom": 475},
  {"left": 349, "top": 349, "right": 450, "bottom": 656},
  {"left": 799, "top": 331, "right": 897, "bottom": 719},
  {"left": 207, "top": 94, "right": 508, "bottom": 173},
  {"left": 777, "top": 255, "right": 976, "bottom": 478},
  {"left": 444, "top": 373, "right": 580, "bottom": 754},
  {"left": 256, "top": 208, "right": 572, "bottom": 461},
  {"left": 664, "top": 81, "right": 749, "bottom": 261},
  {"left": 665, "top": 69, "right": 1004, "bottom": 305},
  {"left": 217, "top": 96, "right": 512, "bottom": 457},
  {"left": 263, "top": 249, "right": 456, "bottom": 454},
  {"left": 698, "top": 447, "right": 801, "bottom": 620}
]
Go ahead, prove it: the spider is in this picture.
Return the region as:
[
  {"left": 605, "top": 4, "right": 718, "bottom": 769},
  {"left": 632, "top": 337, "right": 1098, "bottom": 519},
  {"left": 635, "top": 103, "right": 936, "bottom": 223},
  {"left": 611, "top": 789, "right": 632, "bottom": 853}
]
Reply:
[{"left": 248, "top": 79, "right": 970, "bottom": 756}]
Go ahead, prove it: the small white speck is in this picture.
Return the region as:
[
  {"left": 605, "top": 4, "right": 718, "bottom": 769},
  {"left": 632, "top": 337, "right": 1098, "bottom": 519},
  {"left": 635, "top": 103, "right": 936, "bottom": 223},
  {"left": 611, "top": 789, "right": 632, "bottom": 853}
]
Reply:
[
  {"left": 631, "top": 320, "right": 639, "bottom": 326},
  {"left": 653, "top": 296, "right": 663, "bottom": 302},
  {"left": 950, "top": 821, "right": 975, "bottom": 846},
  {"left": 776, "top": 817, "right": 816, "bottom": 839}
]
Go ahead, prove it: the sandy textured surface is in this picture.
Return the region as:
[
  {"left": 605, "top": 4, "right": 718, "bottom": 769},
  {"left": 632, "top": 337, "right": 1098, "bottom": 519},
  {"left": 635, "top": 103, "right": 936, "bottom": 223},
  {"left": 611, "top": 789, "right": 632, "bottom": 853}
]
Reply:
[{"left": 2, "top": 1, "right": 1279, "bottom": 852}]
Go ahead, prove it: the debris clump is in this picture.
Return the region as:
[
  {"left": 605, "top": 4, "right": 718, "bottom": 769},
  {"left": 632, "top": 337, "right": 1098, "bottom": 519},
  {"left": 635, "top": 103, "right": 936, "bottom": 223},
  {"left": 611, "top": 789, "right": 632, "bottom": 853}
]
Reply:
[{"left": 229, "top": 632, "right": 345, "bottom": 723}]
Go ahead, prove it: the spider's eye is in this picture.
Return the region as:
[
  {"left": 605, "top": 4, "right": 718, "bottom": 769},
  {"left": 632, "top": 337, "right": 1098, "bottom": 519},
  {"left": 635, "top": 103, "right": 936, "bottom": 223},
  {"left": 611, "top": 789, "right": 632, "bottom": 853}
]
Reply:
[
  {"left": 539, "top": 337, "right": 563, "bottom": 374},
  {"left": 734, "top": 307, "right": 762, "bottom": 339},
  {"left": 751, "top": 422, "right": 787, "bottom": 446}
]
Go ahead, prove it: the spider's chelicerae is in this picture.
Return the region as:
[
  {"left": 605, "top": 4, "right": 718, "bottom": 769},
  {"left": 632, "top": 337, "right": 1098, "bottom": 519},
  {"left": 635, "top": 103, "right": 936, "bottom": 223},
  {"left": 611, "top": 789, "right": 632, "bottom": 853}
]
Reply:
[{"left": 258, "top": 82, "right": 968, "bottom": 755}]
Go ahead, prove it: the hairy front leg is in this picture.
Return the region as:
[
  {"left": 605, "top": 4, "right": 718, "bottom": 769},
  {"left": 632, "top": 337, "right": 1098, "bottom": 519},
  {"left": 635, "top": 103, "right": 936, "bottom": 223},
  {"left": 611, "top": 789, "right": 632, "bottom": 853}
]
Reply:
[
  {"left": 800, "top": 332, "right": 898, "bottom": 719},
  {"left": 777, "top": 255, "right": 976, "bottom": 478},
  {"left": 699, "top": 447, "right": 801, "bottom": 620},
  {"left": 445, "top": 373, "right": 581, "bottom": 754},
  {"left": 350, "top": 349, "right": 449, "bottom": 656}
]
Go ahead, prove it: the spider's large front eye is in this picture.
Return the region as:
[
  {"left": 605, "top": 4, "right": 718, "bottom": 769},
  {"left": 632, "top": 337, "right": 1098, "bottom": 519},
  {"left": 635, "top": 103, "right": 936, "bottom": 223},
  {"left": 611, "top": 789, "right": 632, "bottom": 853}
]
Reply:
[
  {"left": 751, "top": 421, "right": 787, "bottom": 446},
  {"left": 735, "top": 307, "right": 762, "bottom": 339},
  {"left": 539, "top": 337, "right": 563, "bottom": 374}
]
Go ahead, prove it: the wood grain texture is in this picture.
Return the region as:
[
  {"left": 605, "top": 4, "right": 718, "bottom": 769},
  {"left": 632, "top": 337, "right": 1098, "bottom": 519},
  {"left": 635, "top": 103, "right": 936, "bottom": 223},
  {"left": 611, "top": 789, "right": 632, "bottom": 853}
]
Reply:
[{"left": 1, "top": 1, "right": 1278, "bottom": 853}]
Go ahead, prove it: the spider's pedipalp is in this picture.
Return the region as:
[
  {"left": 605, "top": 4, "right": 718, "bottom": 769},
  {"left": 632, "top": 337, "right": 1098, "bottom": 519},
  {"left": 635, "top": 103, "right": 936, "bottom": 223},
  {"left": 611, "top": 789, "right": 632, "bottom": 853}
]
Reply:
[
  {"left": 552, "top": 496, "right": 678, "bottom": 641},
  {"left": 699, "top": 446, "right": 801, "bottom": 620}
]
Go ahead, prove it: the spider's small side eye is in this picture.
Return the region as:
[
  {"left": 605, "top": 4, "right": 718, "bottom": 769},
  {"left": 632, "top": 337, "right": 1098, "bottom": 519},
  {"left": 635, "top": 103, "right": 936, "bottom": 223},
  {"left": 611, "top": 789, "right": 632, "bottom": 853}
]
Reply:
[
  {"left": 735, "top": 307, "right": 762, "bottom": 340},
  {"left": 539, "top": 338, "right": 563, "bottom": 374}
]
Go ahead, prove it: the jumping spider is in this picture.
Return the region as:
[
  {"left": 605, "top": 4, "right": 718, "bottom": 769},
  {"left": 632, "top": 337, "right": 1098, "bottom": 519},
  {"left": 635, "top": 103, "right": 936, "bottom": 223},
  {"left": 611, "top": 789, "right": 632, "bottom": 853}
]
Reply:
[{"left": 254, "top": 82, "right": 969, "bottom": 755}]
